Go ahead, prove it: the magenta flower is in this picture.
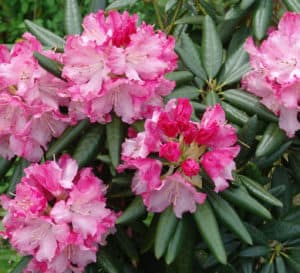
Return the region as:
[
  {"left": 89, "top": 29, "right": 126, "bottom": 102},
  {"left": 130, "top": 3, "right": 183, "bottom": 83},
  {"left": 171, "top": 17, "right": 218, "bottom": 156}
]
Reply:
[
  {"left": 0, "top": 33, "right": 71, "bottom": 161},
  {"left": 62, "top": 10, "right": 177, "bottom": 124},
  {"left": 1, "top": 154, "right": 117, "bottom": 273},
  {"left": 119, "top": 99, "right": 240, "bottom": 217},
  {"left": 242, "top": 12, "right": 300, "bottom": 137}
]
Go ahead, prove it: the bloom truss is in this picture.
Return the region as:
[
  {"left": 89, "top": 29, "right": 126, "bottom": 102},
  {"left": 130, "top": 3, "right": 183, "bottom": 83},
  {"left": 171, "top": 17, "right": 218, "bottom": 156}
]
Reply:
[
  {"left": 242, "top": 12, "right": 300, "bottom": 137},
  {"left": 119, "top": 99, "right": 240, "bottom": 218},
  {"left": 0, "top": 34, "right": 70, "bottom": 161},
  {"left": 61, "top": 10, "right": 178, "bottom": 124},
  {"left": 0, "top": 155, "right": 117, "bottom": 273}
]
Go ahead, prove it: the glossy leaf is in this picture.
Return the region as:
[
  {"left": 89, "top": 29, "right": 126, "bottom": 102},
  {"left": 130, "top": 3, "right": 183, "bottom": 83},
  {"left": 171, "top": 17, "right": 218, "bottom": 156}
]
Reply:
[
  {"left": 208, "top": 192, "right": 252, "bottom": 244},
  {"left": 65, "top": 0, "right": 82, "bottom": 35},
  {"left": 201, "top": 15, "right": 223, "bottom": 79},
  {"left": 24, "top": 20, "right": 65, "bottom": 48},
  {"left": 106, "top": 0, "right": 138, "bottom": 10},
  {"left": 154, "top": 207, "right": 178, "bottom": 259},
  {"left": 194, "top": 202, "right": 227, "bottom": 264},
  {"left": 282, "top": 0, "right": 300, "bottom": 12}
]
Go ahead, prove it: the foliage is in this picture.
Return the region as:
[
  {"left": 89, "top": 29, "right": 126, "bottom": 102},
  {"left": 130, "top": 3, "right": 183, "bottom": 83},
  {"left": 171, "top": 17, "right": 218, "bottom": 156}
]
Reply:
[{"left": 1, "top": 1, "right": 300, "bottom": 273}]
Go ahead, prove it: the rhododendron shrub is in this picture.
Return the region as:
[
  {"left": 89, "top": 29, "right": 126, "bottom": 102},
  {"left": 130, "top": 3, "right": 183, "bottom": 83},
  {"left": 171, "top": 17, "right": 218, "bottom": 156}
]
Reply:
[
  {"left": 62, "top": 10, "right": 177, "bottom": 124},
  {"left": 242, "top": 12, "right": 300, "bottom": 137},
  {"left": 1, "top": 1, "right": 300, "bottom": 273},
  {"left": 119, "top": 98, "right": 240, "bottom": 217},
  {"left": 0, "top": 155, "right": 117, "bottom": 273},
  {"left": 0, "top": 34, "right": 70, "bottom": 161}
]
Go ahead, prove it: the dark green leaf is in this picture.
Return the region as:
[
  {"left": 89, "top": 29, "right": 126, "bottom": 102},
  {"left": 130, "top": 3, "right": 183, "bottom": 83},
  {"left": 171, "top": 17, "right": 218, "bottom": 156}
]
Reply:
[
  {"left": 116, "top": 197, "right": 146, "bottom": 225},
  {"left": 33, "top": 52, "right": 64, "bottom": 79},
  {"left": 165, "top": 85, "right": 199, "bottom": 100},
  {"left": 165, "top": 71, "right": 194, "bottom": 85},
  {"left": 255, "top": 123, "right": 286, "bottom": 158},
  {"left": 7, "top": 158, "right": 30, "bottom": 197},
  {"left": 275, "top": 256, "right": 286, "bottom": 273},
  {"left": 175, "top": 15, "right": 203, "bottom": 25},
  {"left": 175, "top": 33, "right": 207, "bottom": 80},
  {"left": 238, "top": 175, "right": 282, "bottom": 207},
  {"left": 115, "top": 228, "right": 139, "bottom": 262},
  {"left": 208, "top": 192, "right": 252, "bottom": 244},
  {"left": 201, "top": 15, "right": 223, "bottom": 79},
  {"left": 89, "top": 0, "right": 106, "bottom": 12},
  {"left": 194, "top": 202, "right": 227, "bottom": 264},
  {"left": 252, "top": 0, "right": 273, "bottom": 40},
  {"left": 46, "top": 119, "right": 90, "bottom": 159},
  {"left": 10, "top": 256, "right": 31, "bottom": 273},
  {"left": 221, "top": 186, "right": 272, "bottom": 219},
  {"left": 264, "top": 220, "right": 300, "bottom": 241},
  {"left": 0, "top": 157, "right": 14, "bottom": 179},
  {"left": 24, "top": 20, "right": 65, "bottom": 48},
  {"left": 72, "top": 124, "right": 104, "bottom": 167},
  {"left": 106, "top": 115, "right": 124, "bottom": 168},
  {"left": 154, "top": 207, "right": 178, "bottom": 259},
  {"left": 205, "top": 91, "right": 220, "bottom": 106},
  {"left": 221, "top": 102, "right": 249, "bottom": 126},
  {"left": 239, "top": 246, "right": 270, "bottom": 257},
  {"left": 97, "top": 248, "right": 122, "bottom": 273}
]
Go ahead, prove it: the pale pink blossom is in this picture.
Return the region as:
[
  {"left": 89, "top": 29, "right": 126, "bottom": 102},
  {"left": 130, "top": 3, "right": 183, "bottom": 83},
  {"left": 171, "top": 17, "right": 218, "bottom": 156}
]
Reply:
[
  {"left": 62, "top": 10, "right": 177, "bottom": 124},
  {"left": 1, "top": 154, "right": 117, "bottom": 273},
  {"left": 242, "top": 12, "right": 300, "bottom": 137},
  {"left": 119, "top": 99, "right": 239, "bottom": 217}
]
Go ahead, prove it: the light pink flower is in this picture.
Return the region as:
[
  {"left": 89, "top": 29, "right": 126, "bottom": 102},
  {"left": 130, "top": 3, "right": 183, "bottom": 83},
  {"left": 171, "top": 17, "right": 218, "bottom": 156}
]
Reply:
[
  {"left": 1, "top": 154, "right": 117, "bottom": 273},
  {"left": 62, "top": 10, "right": 177, "bottom": 124},
  {"left": 242, "top": 12, "right": 300, "bottom": 137},
  {"left": 119, "top": 99, "right": 239, "bottom": 217}
]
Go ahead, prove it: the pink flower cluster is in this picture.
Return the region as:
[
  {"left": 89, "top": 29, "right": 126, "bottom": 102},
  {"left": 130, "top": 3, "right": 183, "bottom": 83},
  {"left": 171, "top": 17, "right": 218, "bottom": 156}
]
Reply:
[
  {"left": 61, "top": 10, "right": 177, "bottom": 124},
  {"left": 119, "top": 99, "right": 240, "bottom": 218},
  {"left": 0, "top": 33, "right": 69, "bottom": 161},
  {"left": 0, "top": 155, "right": 117, "bottom": 273},
  {"left": 242, "top": 12, "right": 300, "bottom": 137}
]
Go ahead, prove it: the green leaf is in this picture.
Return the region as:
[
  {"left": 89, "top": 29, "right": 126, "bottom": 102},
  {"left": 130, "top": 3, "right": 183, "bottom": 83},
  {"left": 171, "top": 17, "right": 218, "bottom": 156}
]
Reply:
[
  {"left": 97, "top": 249, "right": 122, "bottom": 273},
  {"left": 223, "top": 89, "right": 278, "bottom": 122},
  {"left": 24, "top": 20, "right": 65, "bottom": 48},
  {"left": 46, "top": 119, "right": 90, "bottom": 159},
  {"left": 255, "top": 141, "right": 292, "bottom": 169},
  {"left": 201, "top": 15, "right": 223, "bottom": 79},
  {"left": 239, "top": 246, "right": 270, "bottom": 257},
  {"left": 115, "top": 228, "right": 139, "bottom": 262},
  {"left": 260, "top": 263, "right": 273, "bottom": 273},
  {"left": 0, "top": 157, "right": 14, "bottom": 179},
  {"left": 255, "top": 123, "right": 286, "bottom": 158},
  {"left": 194, "top": 202, "right": 227, "bottom": 264},
  {"left": 219, "top": 39, "right": 250, "bottom": 85},
  {"left": 165, "top": 216, "right": 188, "bottom": 264},
  {"left": 244, "top": 223, "right": 268, "bottom": 245},
  {"left": 221, "top": 186, "right": 272, "bottom": 220},
  {"left": 7, "top": 159, "right": 30, "bottom": 197},
  {"left": 165, "top": 86, "right": 199, "bottom": 100},
  {"left": 116, "top": 197, "right": 146, "bottom": 225},
  {"left": 33, "top": 52, "right": 64, "bottom": 79},
  {"left": 252, "top": 0, "right": 273, "bottom": 40},
  {"left": 288, "top": 152, "right": 300, "bottom": 185},
  {"left": 154, "top": 207, "right": 178, "bottom": 259},
  {"left": 106, "top": 115, "right": 124, "bottom": 168},
  {"left": 106, "top": 0, "right": 138, "bottom": 10},
  {"left": 208, "top": 192, "right": 252, "bottom": 245},
  {"left": 89, "top": 0, "right": 106, "bottom": 12},
  {"left": 285, "top": 255, "right": 300, "bottom": 273},
  {"left": 282, "top": 0, "right": 300, "bottom": 12},
  {"left": 236, "top": 116, "right": 258, "bottom": 163},
  {"left": 65, "top": 0, "right": 82, "bottom": 35},
  {"left": 165, "top": 0, "right": 177, "bottom": 12},
  {"left": 84, "top": 263, "right": 98, "bottom": 273},
  {"left": 240, "top": 0, "right": 257, "bottom": 9},
  {"left": 238, "top": 175, "right": 282, "bottom": 207},
  {"left": 175, "top": 33, "right": 207, "bottom": 80},
  {"left": 264, "top": 220, "right": 300, "bottom": 241},
  {"left": 205, "top": 91, "right": 220, "bottom": 106},
  {"left": 72, "top": 124, "right": 104, "bottom": 167},
  {"left": 175, "top": 218, "right": 195, "bottom": 273},
  {"left": 10, "top": 257, "right": 31, "bottom": 273},
  {"left": 175, "top": 15, "right": 203, "bottom": 25},
  {"left": 275, "top": 256, "right": 286, "bottom": 273},
  {"left": 221, "top": 102, "right": 249, "bottom": 126},
  {"left": 165, "top": 71, "right": 194, "bottom": 85},
  {"left": 241, "top": 259, "right": 253, "bottom": 273}
]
